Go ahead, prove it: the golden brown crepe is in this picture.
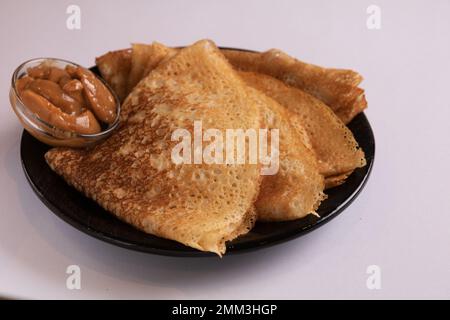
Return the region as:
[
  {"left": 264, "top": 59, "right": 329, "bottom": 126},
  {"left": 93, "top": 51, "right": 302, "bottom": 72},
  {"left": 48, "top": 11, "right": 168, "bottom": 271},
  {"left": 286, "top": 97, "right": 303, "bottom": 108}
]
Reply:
[
  {"left": 95, "top": 49, "right": 131, "bottom": 102},
  {"left": 239, "top": 72, "right": 366, "bottom": 184},
  {"left": 47, "top": 40, "right": 263, "bottom": 256},
  {"left": 222, "top": 49, "right": 367, "bottom": 124},
  {"left": 248, "top": 87, "right": 325, "bottom": 221},
  {"left": 96, "top": 47, "right": 367, "bottom": 124},
  {"left": 97, "top": 42, "right": 327, "bottom": 221},
  {"left": 127, "top": 42, "right": 175, "bottom": 94},
  {"left": 169, "top": 45, "right": 326, "bottom": 219}
]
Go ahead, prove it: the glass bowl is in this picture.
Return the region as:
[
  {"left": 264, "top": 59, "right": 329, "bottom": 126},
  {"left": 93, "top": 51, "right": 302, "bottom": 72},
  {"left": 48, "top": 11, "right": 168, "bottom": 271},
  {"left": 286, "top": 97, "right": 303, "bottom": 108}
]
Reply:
[{"left": 10, "top": 58, "right": 120, "bottom": 148}]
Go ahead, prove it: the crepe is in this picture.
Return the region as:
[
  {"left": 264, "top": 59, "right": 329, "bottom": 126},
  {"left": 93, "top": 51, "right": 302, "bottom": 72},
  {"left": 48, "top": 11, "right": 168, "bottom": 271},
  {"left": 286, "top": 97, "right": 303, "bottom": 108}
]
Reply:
[
  {"left": 99, "top": 42, "right": 326, "bottom": 220},
  {"left": 239, "top": 72, "right": 366, "bottom": 185},
  {"left": 46, "top": 40, "right": 263, "bottom": 256},
  {"left": 96, "top": 48, "right": 367, "bottom": 124},
  {"left": 127, "top": 42, "right": 175, "bottom": 94},
  {"left": 222, "top": 49, "right": 367, "bottom": 124},
  {"left": 248, "top": 87, "right": 325, "bottom": 221},
  {"left": 95, "top": 48, "right": 131, "bottom": 102}
]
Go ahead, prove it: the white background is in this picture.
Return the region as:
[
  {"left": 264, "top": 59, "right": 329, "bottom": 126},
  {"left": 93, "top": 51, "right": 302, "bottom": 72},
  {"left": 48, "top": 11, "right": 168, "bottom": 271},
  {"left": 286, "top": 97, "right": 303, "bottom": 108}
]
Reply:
[{"left": 1, "top": 0, "right": 449, "bottom": 299}]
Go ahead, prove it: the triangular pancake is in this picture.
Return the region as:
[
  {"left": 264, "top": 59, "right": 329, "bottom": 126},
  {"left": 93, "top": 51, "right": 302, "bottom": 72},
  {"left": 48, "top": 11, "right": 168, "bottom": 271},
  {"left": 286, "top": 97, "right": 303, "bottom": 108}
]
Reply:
[
  {"left": 248, "top": 87, "right": 325, "bottom": 221},
  {"left": 239, "top": 72, "right": 366, "bottom": 180},
  {"left": 127, "top": 42, "right": 175, "bottom": 93},
  {"left": 99, "top": 42, "right": 327, "bottom": 220},
  {"left": 222, "top": 48, "right": 367, "bottom": 124},
  {"left": 47, "top": 40, "right": 262, "bottom": 255},
  {"left": 95, "top": 49, "right": 131, "bottom": 102}
]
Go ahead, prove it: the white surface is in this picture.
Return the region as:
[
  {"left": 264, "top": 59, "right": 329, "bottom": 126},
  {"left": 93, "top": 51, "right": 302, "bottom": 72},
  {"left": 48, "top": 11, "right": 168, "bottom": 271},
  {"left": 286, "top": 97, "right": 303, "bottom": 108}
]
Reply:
[{"left": 1, "top": 0, "right": 450, "bottom": 299}]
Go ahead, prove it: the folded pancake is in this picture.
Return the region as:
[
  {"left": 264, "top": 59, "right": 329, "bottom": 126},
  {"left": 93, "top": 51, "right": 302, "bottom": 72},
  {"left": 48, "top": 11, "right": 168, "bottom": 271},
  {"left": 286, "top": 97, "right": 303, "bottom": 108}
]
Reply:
[
  {"left": 240, "top": 71, "right": 366, "bottom": 186},
  {"left": 46, "top": 40, "right": 263, "bottom": 256},
  {"left": 96, "top": 47, "right": 367, "bottom": 124},
  {"left": 100, "top": 42, "right": 326, "bottom": 220},
  {"left": 95, "top": 49, "right": 131, "bottom": 102},
  {"left": 248, "top": 87, "right": 325, "bottom": 221},
  {"left": 127, "top": 42, "right": 175, "bottom": 94},
  {"left": 222, "top": 49, "right": 367, "bottom": 124}
]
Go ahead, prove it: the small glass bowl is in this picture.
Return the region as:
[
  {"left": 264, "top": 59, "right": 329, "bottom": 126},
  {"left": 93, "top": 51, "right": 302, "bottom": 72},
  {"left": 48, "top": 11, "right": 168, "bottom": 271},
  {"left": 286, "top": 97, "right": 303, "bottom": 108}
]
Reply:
[{"left": 10, "top": 58, "right": 120, "bottom": 148}]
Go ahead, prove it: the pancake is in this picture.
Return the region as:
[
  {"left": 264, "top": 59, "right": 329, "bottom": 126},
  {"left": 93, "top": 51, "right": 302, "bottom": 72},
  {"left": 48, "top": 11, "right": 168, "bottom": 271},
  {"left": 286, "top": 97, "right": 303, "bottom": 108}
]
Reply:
[
  {"left": 98, "top": 42, "right": 326, "bottom": 220},
  {"left": 95, "top": 49, "right": 131, "bottom": 102},
  {"left": 96, "top": 48, "right": 367, "bottom": 124},
  {"left": 153, "top": 45, "right": 326, "bottom": 219},
  {"left": 46, "top": 40, "right": 262, "bottom": 256},
  {"left": 239, "top": 72, "right": 366, "bottom": 181},
  {"left": 127, "top": 42, "right": 175, "bottom": 94},
  {"left": 248, "top": 87, "right": 325, "bottom": 221},
  {"left": 222, "top": 49, "right": 367, "bottom": 124}
]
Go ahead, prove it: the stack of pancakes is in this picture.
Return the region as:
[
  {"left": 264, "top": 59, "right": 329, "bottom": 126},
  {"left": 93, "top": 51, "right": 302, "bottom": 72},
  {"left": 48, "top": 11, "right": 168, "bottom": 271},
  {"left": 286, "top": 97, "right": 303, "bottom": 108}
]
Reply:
[{"left": 46, "top": 40, "right": 366, "bottom": 255}]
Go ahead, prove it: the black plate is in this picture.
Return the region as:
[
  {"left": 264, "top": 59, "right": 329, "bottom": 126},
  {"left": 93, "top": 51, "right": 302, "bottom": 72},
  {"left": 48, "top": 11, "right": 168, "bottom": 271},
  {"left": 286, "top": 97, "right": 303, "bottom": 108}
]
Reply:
[{"left": 20, "top": 63, "right": 375, "bottom": 257}]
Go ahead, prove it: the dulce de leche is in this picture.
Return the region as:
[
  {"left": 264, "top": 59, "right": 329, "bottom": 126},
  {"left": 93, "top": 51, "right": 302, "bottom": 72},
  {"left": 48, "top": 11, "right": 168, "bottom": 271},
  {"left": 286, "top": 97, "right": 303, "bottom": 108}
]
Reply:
[{"left": 16, "top": 61, "right": 117, "bottom": 135}]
